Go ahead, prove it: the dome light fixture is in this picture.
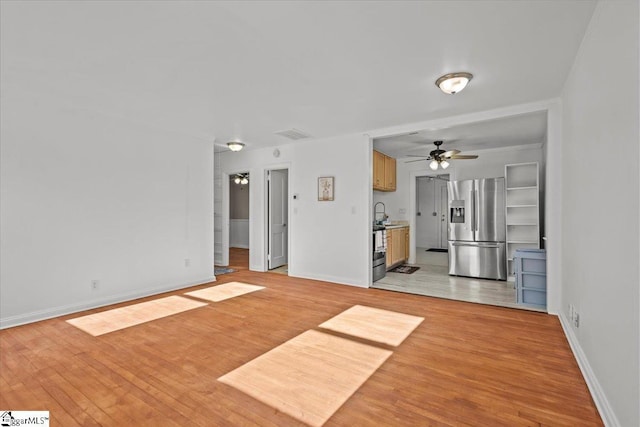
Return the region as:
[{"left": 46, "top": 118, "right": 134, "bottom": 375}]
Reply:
[
  {"left": 435, "top": 72, "right": 473, "bottom": 94},
  {"left": 227, "top": 141, "right": 245, "bottom": 152}
]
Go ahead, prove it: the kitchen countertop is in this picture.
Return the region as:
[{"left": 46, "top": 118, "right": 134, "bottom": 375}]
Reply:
[{"left": 384, "top": 224, "right": 408, "bottom": 230}]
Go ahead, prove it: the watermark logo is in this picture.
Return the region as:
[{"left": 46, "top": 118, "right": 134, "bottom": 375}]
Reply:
[{"left": 0, "top": 411, "right": 49, "bottom": 426}]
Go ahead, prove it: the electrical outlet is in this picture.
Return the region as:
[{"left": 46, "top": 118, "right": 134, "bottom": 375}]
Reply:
[
  {"left": 91, "top": 280, "right": 99, "bottom": 290},
  {"left": 184, "top": 258, "right": 190, "bottom": 267}
]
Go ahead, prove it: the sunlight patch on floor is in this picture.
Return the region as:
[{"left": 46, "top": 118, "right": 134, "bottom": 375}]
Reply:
[
  {"left": 66, "top": 296, "right": 207, "bottom": 336},
  {"left": 185, "top": 281, "right": 264, "bottom": 302},
  {"left": 319, "top": 305, "right": 424, "bottom": 347},
  {"left": 218, "top": 329, "right": 392, "bottom": 427}
]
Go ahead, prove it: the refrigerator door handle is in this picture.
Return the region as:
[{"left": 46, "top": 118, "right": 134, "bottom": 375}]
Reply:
[
  {"left": 474, "top": 188, "right": 480, "bottom": 233},
  {"left": 471, "top": 189, "right": 477, "bottom": 232},
  {"left": 451, "top": 242, "right": 500, "bottom": 248}
]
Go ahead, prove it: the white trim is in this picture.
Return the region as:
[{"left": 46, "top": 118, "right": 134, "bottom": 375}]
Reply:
[
  {"left": 0, "top": 276, "right": 217, "bottom": 330},
  {"left": 292, "top": 272, "right": 368, "bottom": 289},
  {"left": 559, "top": 313, "right": 619, "bottom": 427},
  {"left": 367, "top": 99, "right": 557, "bottom": 139}
]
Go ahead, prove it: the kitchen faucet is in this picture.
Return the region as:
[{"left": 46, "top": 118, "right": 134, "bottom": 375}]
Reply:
[{"left": 374, "top": 202, "right": 387, "bottom": 224}]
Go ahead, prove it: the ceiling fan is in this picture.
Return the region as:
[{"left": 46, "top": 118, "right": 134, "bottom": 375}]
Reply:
[{"left": 405, "top": 140, "right": 478, "bottom": 170}]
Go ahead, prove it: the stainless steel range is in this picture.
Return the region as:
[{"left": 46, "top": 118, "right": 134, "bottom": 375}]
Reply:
[{"left": 372, "top": 227, "right": 386, "bottom": 282}]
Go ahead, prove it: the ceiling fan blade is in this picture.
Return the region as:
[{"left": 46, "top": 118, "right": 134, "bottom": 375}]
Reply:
[
  {"left": 441, "top": 149, "right": 460, "bottom": 158},
  {"left": 405, "top": 158, "right": 427, "bottom": 163},
  {"left": 405, "top": 154, "right": 430, "bottom": 158},
  {"left": 450, "top": 154, "right": 479, "bottom": 159}
]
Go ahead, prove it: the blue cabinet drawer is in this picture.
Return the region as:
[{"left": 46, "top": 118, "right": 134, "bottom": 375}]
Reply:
[
  {"left": 518, "top": 289, "right": 547, "bottom": 307},
  {"left": 521, "top": 258, "right": 546, "bottom": 274},
  {"left": 519, "top": 273, "right": 546, "bottom": 290}
]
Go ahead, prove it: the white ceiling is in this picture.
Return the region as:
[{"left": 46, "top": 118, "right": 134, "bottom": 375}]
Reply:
[
  {"left": 1, "top": 1, "right": 596, "bottom": 152},
  {"left": 374, "top": 110, "right": 548, "bottom": 159}
]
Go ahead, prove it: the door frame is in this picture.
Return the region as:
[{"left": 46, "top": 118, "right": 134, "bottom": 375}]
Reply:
[
  {"left": 221, "top": 169, "right": 251, "bottom": 267},
  {"left": 264, "top": 166, "right": 291, "bottom": 273}
]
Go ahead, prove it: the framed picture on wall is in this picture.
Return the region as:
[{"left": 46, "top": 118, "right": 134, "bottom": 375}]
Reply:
[{"left": 318, "top": 176, "right": 334, "bottom": 201}]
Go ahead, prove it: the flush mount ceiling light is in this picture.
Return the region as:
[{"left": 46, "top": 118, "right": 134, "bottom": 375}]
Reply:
[
  {"left": 227, "top": 141, "right": 245, "bottom": 152},
  {"left": 435, "top": 72, "right": 473, "bottom": 94}
]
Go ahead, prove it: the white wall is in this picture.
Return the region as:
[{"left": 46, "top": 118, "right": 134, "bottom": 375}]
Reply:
[
  {"left": 218, "top": 134, "right": 371, "bottom": 286},
  {"left": 229, "top": 220, "right": 250, "bottom": 248},
  {"left": 0, "top": 92, "right": 215, "bottom": 328},
  {"left": 290, "top": 134, "right": 371, "bottom": 286},
  {"left": 560, "top": 2, "right": 639, "bottom": 426}
]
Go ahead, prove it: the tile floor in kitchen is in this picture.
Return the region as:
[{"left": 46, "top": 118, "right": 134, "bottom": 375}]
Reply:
[{"left": 372, "top": 248, "right": 544, "bottom": 312}]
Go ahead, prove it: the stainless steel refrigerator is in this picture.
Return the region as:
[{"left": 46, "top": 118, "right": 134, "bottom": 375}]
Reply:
[{"left": 447, "top": 178, "right": 506, "bottom": 280}]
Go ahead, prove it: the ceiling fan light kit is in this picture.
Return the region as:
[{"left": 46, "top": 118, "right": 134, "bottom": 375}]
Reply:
[
  {"left": 435, "top": 72, "right": 473, "bottom": 94},
  {"left": 406, "top": 140, "right": 478, "bottom": 169},
  {"left": 233, "top": 173, "right": 249, "bottom": 185},
  {"left": 227, "top": 141, "right": 245, "bottom": 152}
]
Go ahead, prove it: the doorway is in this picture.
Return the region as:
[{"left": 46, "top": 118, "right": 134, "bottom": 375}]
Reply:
[
  {"left": 228, "top": 171, "right": 250, "bottom": 269},
  {"left": 415, "top": 174, "right": 449, "bottom": 252},
  {"left": 267, "top": 169, "right": 289, "bottom": 274}
]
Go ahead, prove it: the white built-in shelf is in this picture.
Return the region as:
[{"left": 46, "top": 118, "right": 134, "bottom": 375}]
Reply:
[{"left": 505, "top": 162, "right": 541, "bottom": 278}]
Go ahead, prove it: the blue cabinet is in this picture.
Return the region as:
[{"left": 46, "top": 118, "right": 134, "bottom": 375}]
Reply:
[{"left": 514, "top": 249, "right": 547, "bottom": 309}]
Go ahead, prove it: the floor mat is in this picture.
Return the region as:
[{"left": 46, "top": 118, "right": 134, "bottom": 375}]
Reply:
[
  {"left": 214, "top": 267, "right": 236, "bottom": 275},
  {"left": 426, "top": 248, "right": 448, "bottom": 252},
  {"left": 184, "top": 281, "right": 264, "bottom": 302},
  {"left": 66, "top": 296, "right": 207, "bottom": 336},
  {"left": 319, "top": 305, "right": 423, "bottom": 347},
  {"left": 218, "top": 330, "right": 392, "bottom": 427},
  {"left": 388, "top": 265, "right": 420, "bottom": 274}
]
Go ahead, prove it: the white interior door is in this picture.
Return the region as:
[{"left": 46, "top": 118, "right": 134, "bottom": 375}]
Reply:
[
  {"left": 268, "top": 169, "right": 288, "bottom": 269},
  {"left": 440, "top": 184, "right": 448, "bottom": 249}
]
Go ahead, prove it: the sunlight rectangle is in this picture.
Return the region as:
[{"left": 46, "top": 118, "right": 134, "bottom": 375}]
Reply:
[
  {"left": 184, "top": 282, "right": 264, "bottom": 302},
  {"left": 218, "top": 330, "right": 392, "bottom": 427},
  {"left": 319, "top": 305, "right": 424, "bottom": 346},
  {"left": 66, "top": 296, "right": 207, "bottom": 336}
]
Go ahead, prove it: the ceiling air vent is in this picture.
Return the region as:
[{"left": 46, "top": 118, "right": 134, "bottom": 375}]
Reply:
[{"left": 274, "top": 128, "right": 312, "bottom": 140}]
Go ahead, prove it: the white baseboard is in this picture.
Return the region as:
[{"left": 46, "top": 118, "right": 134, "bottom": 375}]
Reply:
[
  {"left": 289, "top": 271, "right": 368, "bottom": 288},
  {"left": 0, "top": 276, "right": 217, "bottom": 330},
  {"left": 558, "top": 313, "right": 620, "bottom": 427},
  {"left": 230, "top": 244, "right": 249, "bottom": 249}
]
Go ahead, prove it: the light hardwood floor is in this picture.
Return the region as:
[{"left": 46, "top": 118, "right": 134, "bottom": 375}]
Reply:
[
  {"left": 1, "top": 251, "right": 601, "bottom": 426},
  {"left": 373, "top": 247, "right": 538, "bottom": 311}
]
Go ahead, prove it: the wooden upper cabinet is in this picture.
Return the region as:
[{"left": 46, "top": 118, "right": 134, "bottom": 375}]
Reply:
[
  {"left": 373, "top": 150, "right": 385, "bottom": 190},
  {"left": 385, "top": 156, "right": 396, "bottom": 191},
  {"left": 373, "top": 150, "right": 396, "bottom": 192}
]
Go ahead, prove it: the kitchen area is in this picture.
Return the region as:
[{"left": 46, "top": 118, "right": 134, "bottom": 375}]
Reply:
[{"left": 370, "top": 113, "right": 548, "bottom": 312}]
